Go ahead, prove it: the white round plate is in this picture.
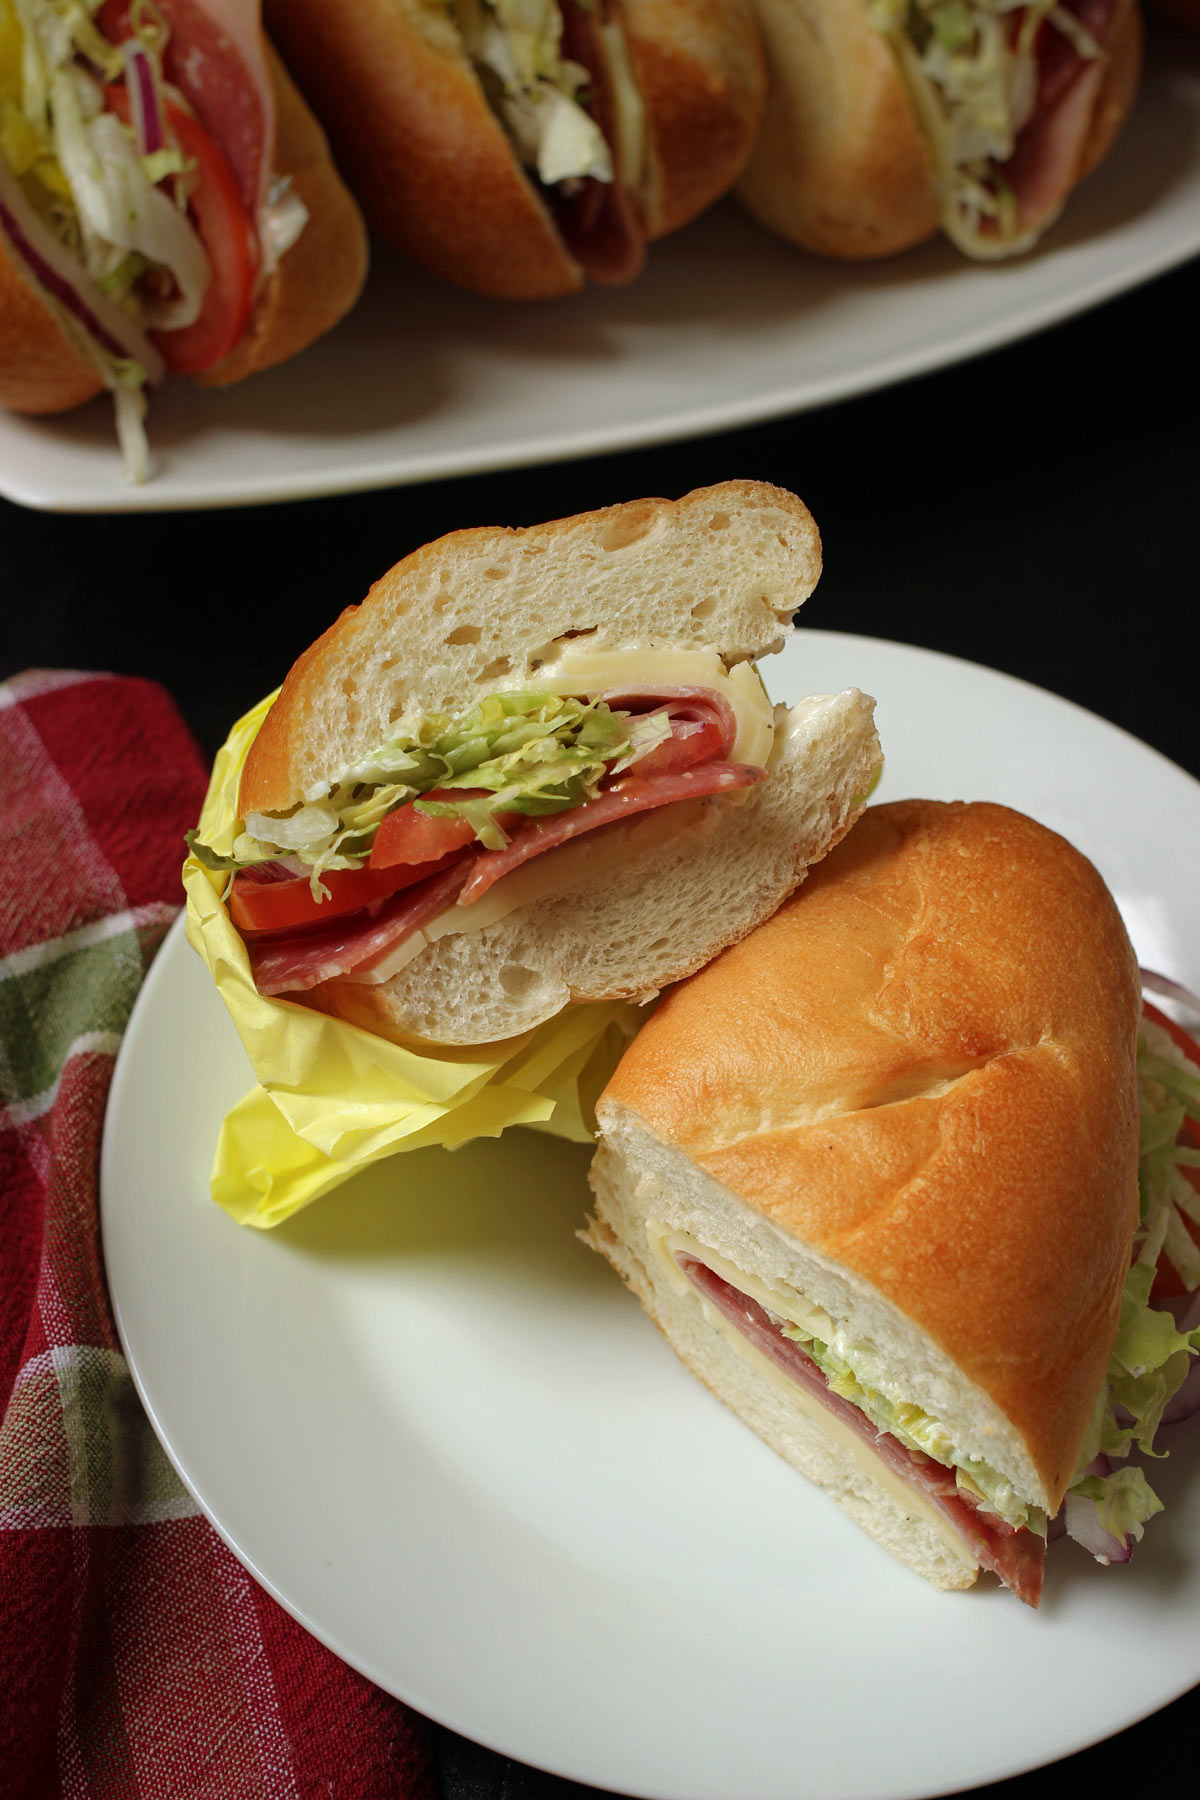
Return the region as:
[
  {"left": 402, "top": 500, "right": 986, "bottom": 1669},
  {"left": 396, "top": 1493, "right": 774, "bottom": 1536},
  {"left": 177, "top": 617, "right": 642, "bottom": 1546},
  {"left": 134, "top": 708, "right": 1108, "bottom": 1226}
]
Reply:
[
  {"left": 7, "top": 32, "right": 1200, "bottom": 513},
  {"left": 101, "top": 632, "right": 1200, "bottom": 1800}
]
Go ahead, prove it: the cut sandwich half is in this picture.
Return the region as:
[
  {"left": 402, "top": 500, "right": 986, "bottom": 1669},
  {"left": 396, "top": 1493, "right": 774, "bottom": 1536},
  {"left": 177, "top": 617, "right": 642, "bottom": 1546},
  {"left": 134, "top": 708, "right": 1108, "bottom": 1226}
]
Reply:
[
  {"left": 736, "top": 0, "right": 1142, "bottom": 259},
  {"left": 262, "top": 0, "right": 765, "bottom": 296},
  {"left": 584, "top": 799, "right": 1186, "bottom": 1605},
  {"left": 188, "top": 481, "right": 881, "bottom": 1047}
]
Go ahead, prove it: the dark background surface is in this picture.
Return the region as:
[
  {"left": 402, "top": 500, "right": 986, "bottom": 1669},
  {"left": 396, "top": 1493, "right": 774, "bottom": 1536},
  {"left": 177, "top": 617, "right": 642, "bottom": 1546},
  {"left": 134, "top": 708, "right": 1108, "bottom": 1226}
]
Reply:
[{"left": 2, "top": 250, "right": 1198, "bottom": 1800}]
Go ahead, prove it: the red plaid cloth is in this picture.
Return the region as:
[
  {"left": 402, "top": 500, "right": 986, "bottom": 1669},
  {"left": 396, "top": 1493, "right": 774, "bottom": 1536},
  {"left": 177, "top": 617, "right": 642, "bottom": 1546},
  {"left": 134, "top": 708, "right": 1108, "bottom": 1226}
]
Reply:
[{"left": 0, "top": 671, "right": 435, "bottom": 1800}]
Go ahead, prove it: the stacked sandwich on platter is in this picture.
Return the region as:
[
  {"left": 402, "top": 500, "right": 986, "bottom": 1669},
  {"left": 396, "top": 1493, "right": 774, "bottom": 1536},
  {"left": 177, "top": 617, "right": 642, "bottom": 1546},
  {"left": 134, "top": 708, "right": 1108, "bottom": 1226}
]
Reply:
[
  {"left": 585, "top": 798, "right": 1200, "bottom": 1604},
  {"left": 0, "top": 0, "right": 1159, "bottom": 470}
]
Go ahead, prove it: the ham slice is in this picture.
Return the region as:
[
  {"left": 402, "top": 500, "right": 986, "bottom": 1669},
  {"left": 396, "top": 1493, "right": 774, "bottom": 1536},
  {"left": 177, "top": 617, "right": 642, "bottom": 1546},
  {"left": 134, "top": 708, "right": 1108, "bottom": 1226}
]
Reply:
[
  {"left": 679, "top": 1256, "right": 1047, "bottom": 1607},
  {"left": 250, "top": 860, "right": 473, "bottom": 995},
  {"left": 552, "top": 0, "right": 645, "bottom": 284},
  {"left": 457, "top": 760, "right": 764, "bottom": 908},
  {"left": 999, "top": 0, "right": 1127, "bottom": 234}
]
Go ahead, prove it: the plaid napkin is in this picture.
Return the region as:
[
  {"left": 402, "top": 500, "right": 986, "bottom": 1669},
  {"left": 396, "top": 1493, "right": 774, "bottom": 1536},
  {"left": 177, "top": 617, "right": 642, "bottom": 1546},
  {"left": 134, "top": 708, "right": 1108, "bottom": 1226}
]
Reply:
[{"left": 0, "top": 671, "right": 435, "bottom": 1800}]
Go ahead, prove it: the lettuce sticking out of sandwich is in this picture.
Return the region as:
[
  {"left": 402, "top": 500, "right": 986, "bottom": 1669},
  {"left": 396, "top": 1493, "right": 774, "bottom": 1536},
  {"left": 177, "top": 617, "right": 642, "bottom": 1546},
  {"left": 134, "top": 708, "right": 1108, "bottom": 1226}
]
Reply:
[{"left": 585, "top": 799, "right": 1200, "bottom": 1606}]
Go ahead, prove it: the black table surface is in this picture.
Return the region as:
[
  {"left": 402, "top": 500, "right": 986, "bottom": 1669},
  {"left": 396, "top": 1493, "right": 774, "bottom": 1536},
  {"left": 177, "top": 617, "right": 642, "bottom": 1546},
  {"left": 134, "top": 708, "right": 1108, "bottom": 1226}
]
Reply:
[{"left": 2, "top": 252, "right": 1197, "bottom": 1800}]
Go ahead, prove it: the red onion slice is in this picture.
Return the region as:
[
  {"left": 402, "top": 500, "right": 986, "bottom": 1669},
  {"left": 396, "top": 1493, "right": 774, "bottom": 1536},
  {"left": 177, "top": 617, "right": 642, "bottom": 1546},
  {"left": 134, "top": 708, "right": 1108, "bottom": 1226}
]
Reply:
[
  {"left": 1063, "top": 1454, "right": 1134, "bottom": 1565},
  {"left": 1064, "top": 1493, "right": 1133, "bottom": 1564},
  {"left": 0, "top": 154, "right": 165, "bottom": 385},
  {"left": 123, "top": 41, "right": 166, "bottom": 156},
  {"left": 1141, "top": 968, "right": 1200, "bottom": 1021}
]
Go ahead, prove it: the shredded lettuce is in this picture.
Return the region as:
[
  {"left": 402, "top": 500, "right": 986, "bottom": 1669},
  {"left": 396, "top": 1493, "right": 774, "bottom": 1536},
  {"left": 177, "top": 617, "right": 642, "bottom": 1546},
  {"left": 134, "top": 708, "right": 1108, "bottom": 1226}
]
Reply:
[
  {"left": 777, "top": 1319, "right": 1046, "bottom": 1531},
  {"left": 451, "top": 0, "right": 612, "bottom": 187},
  {"left": 211, "top": 691, "right": 669, "bottom": 893},
  {"left": 1060, "top": 1022, "right": 1200, "bottom": 1549},
  {"left": 0, "top": 0, "right": 211, "bottom": 478},
  {"left": 864, "top": 0, "right": 1101, "bottom": 255},
  {"left": 1069, "top": 1465, "right": 1164, "bottom": 1546}
]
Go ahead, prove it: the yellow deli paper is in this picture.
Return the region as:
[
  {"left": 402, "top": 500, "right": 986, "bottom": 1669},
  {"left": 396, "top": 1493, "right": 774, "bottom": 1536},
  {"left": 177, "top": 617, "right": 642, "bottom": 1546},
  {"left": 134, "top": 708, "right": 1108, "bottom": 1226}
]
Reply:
[{"left": 184, "top": 692, "right": 640, "bottom": 1228}]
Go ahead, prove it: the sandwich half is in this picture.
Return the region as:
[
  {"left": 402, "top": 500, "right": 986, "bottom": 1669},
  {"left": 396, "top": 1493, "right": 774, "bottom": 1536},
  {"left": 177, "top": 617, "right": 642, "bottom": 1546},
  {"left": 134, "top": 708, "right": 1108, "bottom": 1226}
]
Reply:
[
  {"left": 190, "top": 481, "right": 881, "bottom": 1047},
  {"left": 585, "top": 799, "right": 1161, "bottom": 1605},
  {"left": 0, "top": 0, "right": 368, "bottom": 475},
  {"left": 262, "top": 0, "right": 765, "bottom": 296},
  {"left": 736, "top": 0, "right": 1142, "bottom": 259}
]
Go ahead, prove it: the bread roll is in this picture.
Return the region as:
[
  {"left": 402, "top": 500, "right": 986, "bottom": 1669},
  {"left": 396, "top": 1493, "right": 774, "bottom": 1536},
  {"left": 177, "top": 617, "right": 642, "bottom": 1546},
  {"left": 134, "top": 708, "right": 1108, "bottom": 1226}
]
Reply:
[
  {"left": 586, "top": 800, "right": 1143, "bottom": 1598},
  {"left": 737, "top": 0, "right": 1143, "bottom": 259},
  {"left": 262, "top": 0, "right": 765, "bottom": 297}
]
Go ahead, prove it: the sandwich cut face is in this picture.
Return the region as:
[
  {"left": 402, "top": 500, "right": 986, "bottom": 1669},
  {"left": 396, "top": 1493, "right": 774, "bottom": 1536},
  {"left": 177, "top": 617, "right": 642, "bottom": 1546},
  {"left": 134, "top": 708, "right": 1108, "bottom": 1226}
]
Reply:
[
  {"left": 196, "top": 482, "right": 883, "bottom": 1047},
  {"left": 585, "top": 799, "right": 1145, "bottom": 1603}
]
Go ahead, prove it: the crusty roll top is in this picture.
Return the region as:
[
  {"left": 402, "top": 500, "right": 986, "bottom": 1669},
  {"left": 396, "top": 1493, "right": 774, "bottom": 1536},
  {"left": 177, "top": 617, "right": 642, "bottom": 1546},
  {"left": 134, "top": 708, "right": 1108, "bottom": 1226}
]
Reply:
[
  {"left": 239, "top": 480, "right": 822, "bottom": 817},
  {"left": 597, "top": 800, "right": 1142, "bottom": 1512}
]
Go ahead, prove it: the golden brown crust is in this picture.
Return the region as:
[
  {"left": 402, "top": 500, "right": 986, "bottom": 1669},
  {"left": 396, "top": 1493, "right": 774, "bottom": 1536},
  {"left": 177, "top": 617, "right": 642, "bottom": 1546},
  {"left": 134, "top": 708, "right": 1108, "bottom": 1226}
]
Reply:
[
  {"left": 622, "top": 0, "right": 766, "bottom": 238},
  {"left": 197, "top": 44, "right": 369, "bottom": 387},
  {"left": 736, "top": 0, "right": 938, "bottom": 259},
  {"left": 262, "top": 0, "right": 583, "bottom": 298},
  {"left": 1076, "top": 2, "right": 1143, "bottom": 186},
  {"left": 599, "top": 801, "right": 1143, "bottom": 1510},
  {"left": 0, "top": 237, "right": 106, "bottom": 415}
]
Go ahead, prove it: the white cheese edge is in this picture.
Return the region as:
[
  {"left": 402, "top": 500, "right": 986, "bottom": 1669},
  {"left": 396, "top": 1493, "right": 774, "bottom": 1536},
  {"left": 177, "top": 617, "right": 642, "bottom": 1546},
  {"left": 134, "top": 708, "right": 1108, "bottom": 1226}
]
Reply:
[{"left": 644, "top": 1222, "right": 980, "bottom": 1570}]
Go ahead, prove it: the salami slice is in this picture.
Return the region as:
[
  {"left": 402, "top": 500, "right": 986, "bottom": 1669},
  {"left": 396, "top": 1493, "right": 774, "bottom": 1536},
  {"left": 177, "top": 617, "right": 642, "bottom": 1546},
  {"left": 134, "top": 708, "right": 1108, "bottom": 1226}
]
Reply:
[
  {"left": 457, "top": 760, "right": 764, "bottom": 908},
  {"left": 551, "top": 0, "right": 645, "bottom": 284},
  {"left": 679, "top": 1256, "right": 1047, "bottom": 1607},
  {"left": 250, "top": 859, "right": 473, "bottom": 995}
]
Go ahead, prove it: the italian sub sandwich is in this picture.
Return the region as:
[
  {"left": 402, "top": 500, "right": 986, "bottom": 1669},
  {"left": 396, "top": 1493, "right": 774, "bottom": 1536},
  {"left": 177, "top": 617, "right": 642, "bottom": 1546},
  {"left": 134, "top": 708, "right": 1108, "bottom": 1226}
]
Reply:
[
  {"left": 261, "top": 0, "right": 766, "bottom": 297},
  {"left": 187, "top": 481, "right": 881, "bottom": 1047},
  {"left": 585, "top": 799, "right": 1200, "bottom": 1605},
  {"left": 0, "top": 0, "right": 368, "bottom": 476},
  {"left": 736, "top": 0, "right": 1143, "bottom": 259}
]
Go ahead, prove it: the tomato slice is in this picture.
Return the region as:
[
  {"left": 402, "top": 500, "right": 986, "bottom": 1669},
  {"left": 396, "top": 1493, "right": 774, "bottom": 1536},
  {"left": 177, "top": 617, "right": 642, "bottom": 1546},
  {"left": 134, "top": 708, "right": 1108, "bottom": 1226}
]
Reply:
[
  {"left": 102, "top": 81, "right": 257, "bottom": 374},
  {"left": 1143, "top": 999, "right": 1200, "bottom": 1299},
  {"left": 370, "top": 793, "right": 525, "bottom": 869},
  {"left": 626, "top": 716, "right": 726, "bottom": 782},
  {"left": 229, "top": 854, "right": 463, "bottom": 936}
]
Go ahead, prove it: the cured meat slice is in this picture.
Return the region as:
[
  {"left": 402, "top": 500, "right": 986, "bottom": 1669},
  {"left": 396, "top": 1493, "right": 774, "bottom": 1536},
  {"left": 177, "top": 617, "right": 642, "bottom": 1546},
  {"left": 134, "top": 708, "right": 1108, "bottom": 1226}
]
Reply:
[
  {"left": 1000, "top": 0, "right": 1127, "bottom": 233},
  {"left": 457, "top": 760, "right": 764, "bottom": 908},
  {"left": 596, "top": 688, "right": 738, "bottom": 780},
  {"left": 157, "top": 0, "right": 273, "bottom": 216},
  {"left": 551, "top": 0, "right": 645, "bottom": 283},
  {"left": 678, "top": 1256, "right": 1047, "bottom": 1606},
  {"left": 250, "top": 860, "right": 473, "bottom": 995}
]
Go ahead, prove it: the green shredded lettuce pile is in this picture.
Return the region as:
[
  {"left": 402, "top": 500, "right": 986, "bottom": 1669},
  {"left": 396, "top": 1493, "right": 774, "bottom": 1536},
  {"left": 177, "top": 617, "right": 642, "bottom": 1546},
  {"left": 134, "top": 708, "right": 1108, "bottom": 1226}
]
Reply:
[
  {"left": 191, "top": 691, "right": 672, "bottom": 900},
  {"left": 1063, "top": 1021, "right": 1200, "bottom": 1546},
  {"left": 450, "top": 0, "right": 612, "bottom": 188}
]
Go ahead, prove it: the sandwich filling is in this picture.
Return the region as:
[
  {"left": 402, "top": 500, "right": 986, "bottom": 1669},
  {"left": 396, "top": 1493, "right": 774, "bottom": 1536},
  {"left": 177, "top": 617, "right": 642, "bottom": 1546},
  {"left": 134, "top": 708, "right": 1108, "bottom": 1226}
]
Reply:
[
  {"left": 636, "top": 1012, "right": 1200, "bottom": 1605},
  {"left": 449, "top": 0, "right": 646, "bottom": 280},
  {"left": 0, "top": 0, "right": 307, "bottom": 475},
  {"left": 190, "top": 651, "right": 779, "bottom": 999},
  {"left": 866, "top": 0, "right": 1127, "bottom": 256}
]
